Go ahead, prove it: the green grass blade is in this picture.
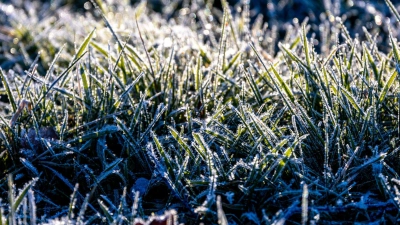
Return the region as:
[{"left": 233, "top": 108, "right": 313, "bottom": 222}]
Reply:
[
  {"left": 0, "top": 69, "right": 17, "bottom": 112},
  {"left": 272, "top": 144, "right": 294, "bottom": 182},
  {"left": 270, "top": 63, "right": 295, "bottom": 102},
  {"left": 223, "top": 51, "right": 241, "bottom": 73},
  {"left": 251, "top": 44, "right": 296, "bottom": 112},
  {"left": 139, "top": 104, "right": 166, "bottom": 143},
  {"left": 340, "top": 87, "right": 364, "bottom": 116},
  {"left": 68, "top": 125, "right": 120, "bottom": 145},
  {"left": 192, "top": 132, "right": 208, "bottom": 160},
  {"left": 73, "top": 28, "right": 96, "bottom": 62},
  {"left": 363, "top": 43, "right": 380, "bottom": 87},
  {"left": 378, "top": 70, "right": 397, "bottom": 104},
  {"left": 301, "top": 24, "right": 311, "bottom": 68},
  {"left": 91, "top": 42, "right": 116, "bottom": 61},
  {"left": 12, "top": 178, "right": 37, "bottom": 212},
  {"left": 98, "top": 200, "right": 114, "bottom": 223},
  {"left": 195, "top": 55, "right": 202, "bottom": 91},
  {"left": 110, "top": 72, "right": 144, "bottom": 113},
  {"left": 389, "top": 27, "right": 400, "bottom": 63},
  {"left": 243, "top": 66, "right": 263, "bottom": 106},
  {"left": 80, "top": 67, "right": 91, "bottom": 106},
  {"left": 279, "top": 43, "right": 308, "bottom": 69},
  {"left": 204, "top": 128, "right": 234, "bottom": 147},
  {"left": 35, "top": 52, "right": 87, "bottom": 110},
  {"left": 151, "top": 132, "right": 174, "bottom": 176},
  {"left": 168, "top": 126, "right": 194, "bottom": 158},
  {"left": 93, "top": 158, "right": 123, "bottom": 188},
  {"left": 385, "top": 0, "right": 400, "bottom": 24}
]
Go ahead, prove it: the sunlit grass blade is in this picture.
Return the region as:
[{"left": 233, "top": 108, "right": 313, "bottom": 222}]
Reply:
[
  {"left": 378, "top": 70, "right": 397, "bottom": 105},
  {"left": 110, "top": 72, "right": 144, "bottom": 113},
  {"left": 204, "top": 128, "right": 234, "bottom": 147},
  {"left": 243, "top": 66, "right": 263, "bottom": 106},
  {"left": 363, "top": 43, "right": 381, "bottom": 87},
  {"left": 340, "top": 87, "right": 364, "bottom": 116},
  {"left": 73, "top": 28, "right": 96, "bottom": 63},
  {"left": 385, "top": 0, "right": 400, "bottom": 24},
  {"left": 301, "top": 24, "right": 311, "bottom": 68},
  {"left": 35, "top": 53, "right": 87, "bottom": 110},
  {"left": 151, "top": 131, "right": 174, "bottom": 176},
  {"left": 269, "top": 63, "right": 295, "bottom": 102},
  {"left": 272, "top": 144, "right": 294, "bottom": 182},
  {"left": 279, "top": 43, "right": 308, "bottom": 69},
  {"left": 139, "top": 104, "right": 166, "bottom": 143},
  {"left": 192, "top": 132, "right": 208, "bottom": 161},
  {"left": 91, "top": 41, "right": 116, "bottom": 62},
  {"left": 389, "top": 27, "right": 400, "bottom": 64},
  {"left": 168, "top": 126, "right": 194, "bottom": 158},
  {"left": 251, "top": 44, "right": 296, "bottom": 114},
  {"left": 223, "top": 51, "right": 241, "bottom": 73}
]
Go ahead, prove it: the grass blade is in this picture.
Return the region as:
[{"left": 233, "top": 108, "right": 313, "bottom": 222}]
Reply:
[
  {"left": 0, "top": 69, "right": 17, "bottom": 112},
  {"left": 378, "top": 70, "right": 397, "bottom": 105},
  {"left": 385, "top": 0, "right": 400, "bottom": 24},
  {"left": 168, "top": 126, "right": 194, "bottom": 158},
  {"left": 73, "top": 28, "right": 96, "bottom": 62}
]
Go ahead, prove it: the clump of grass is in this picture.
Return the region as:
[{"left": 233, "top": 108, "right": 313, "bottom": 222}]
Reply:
[{"left": 1, "top": 0, "right": 400, "bottom": 224}]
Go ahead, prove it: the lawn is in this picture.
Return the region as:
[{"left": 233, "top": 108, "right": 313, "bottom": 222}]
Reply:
[{"left": 1, "top": 0, "right": 400, "bottom": 224}]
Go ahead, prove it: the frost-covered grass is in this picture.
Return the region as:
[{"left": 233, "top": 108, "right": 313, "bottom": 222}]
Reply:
[{"left": 1, "top": 0, "right": 400, "bottom": 224}]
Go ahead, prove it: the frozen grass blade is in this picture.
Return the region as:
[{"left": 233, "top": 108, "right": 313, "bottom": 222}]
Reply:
[
  {"left": 340, "top": 87, "right": 365, "bottom": 116},
  {"left": 243, "top": 66, "right": 263, "bottom": 106},
  {"left": 168, "top": 126, "right": 194, "bottom": 158},
  {"left": 279, "top": 43, "right": 308, "bottom": 69},
  {"left": 139, "top": 104, "right": 166, "bottom": 143},
  {"left": 223, "top": 51, "right": 241, "bottom": 73},
  {"left": 135, "top": 17, "right": 155, "bottom": 78},
  {"left": 68, "top": 184, "right": 79, "bottom": 221},
  {"left": 20, "top": 158, "right": 39, "bottom": 177},
  {"left": 363, "top": 43, "right": 381, "bottom": 87},
  {"left": 251, "top": 44, "right": 296, "bottom": 107},
  {"left": 385, "top": 0, "right": 400, "bottom": 24},
  {"left": 389, "top": 27, "right": 400, "bottom": 64},
  {"left": 301, "top": 24, "right": 311, "bottom": 69},
  {"left": 272, "top": 140, "right": 296, "bottom": 182},
  {"left": 91, "top": 42, "right": 116, "bottom": 62},
  {"left": 0, "top": 69, "right": 17, "bottom": 112},
  {"left": 73, "top": 28, "right": 96, "bottom": 63},
  {"left": 192, "top": 132, "right": 208, "bottom": 162},
  {"left": 301, "top": 183, "right": 308, "bottom": 225},
  {"left": 98, "top": 200, "right": 114, "bottom": 223},
  {"left": 378, "top": 70, "right": 397, "bottom": 105},
  {"left": 269, "top": 63, "right": 295, "bottom": 102},
  {"left": 217, "top": 196, "right": 228, "bottom": 225},
  {"left": 92, "top": 158, "right": 123, "bottom": 188},
  {"left": 7, "top": 177, "right": 37, "bottom": 225},
  {"left": 151, "top": 131, "right": 174, "bottom": 177},
  {"left": 110, "top": 72, "right": 144, "bottom": 113},
  {"left": 67, "top": 125, "right": 119, "bottom": 145},
  {"left": 34, "top": 52, "right": 87, "bottom": 111}
]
